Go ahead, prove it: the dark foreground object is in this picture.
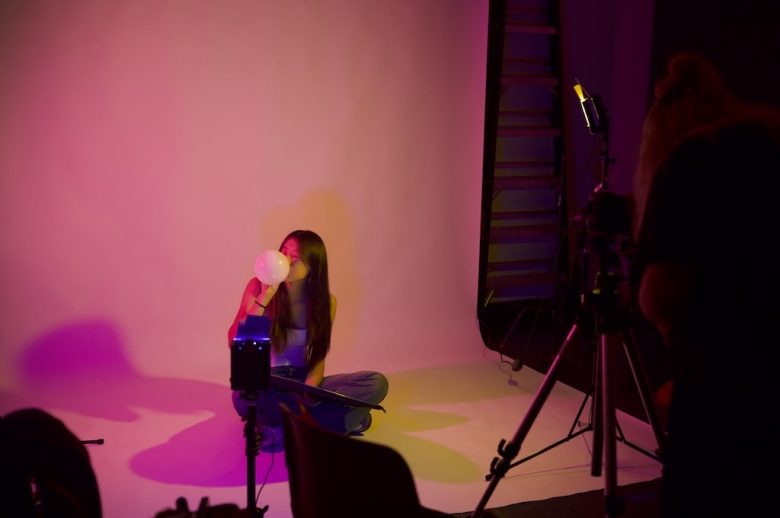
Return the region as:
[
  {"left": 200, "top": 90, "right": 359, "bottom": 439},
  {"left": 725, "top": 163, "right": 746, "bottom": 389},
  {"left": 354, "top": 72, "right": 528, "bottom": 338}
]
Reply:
[{"left": 453, "top": 478, "right": 662, "bottom": 518}]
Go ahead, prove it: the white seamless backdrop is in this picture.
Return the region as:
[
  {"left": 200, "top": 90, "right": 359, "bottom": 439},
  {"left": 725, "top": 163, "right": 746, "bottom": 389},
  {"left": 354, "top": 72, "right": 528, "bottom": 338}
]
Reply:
[{"left": 0, "top": 1, "right": 488, "bottom": 390}]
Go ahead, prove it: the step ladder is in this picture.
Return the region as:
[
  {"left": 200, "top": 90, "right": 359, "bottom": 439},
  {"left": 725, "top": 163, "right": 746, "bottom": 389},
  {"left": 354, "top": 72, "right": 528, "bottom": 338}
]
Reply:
[{"left": 478, "top": 0, "right": 572, "bottom": 314}]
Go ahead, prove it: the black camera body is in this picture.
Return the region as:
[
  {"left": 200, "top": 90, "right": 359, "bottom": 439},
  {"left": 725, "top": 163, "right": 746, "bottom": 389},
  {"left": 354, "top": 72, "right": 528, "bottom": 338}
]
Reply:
[
  {"left": 583, "top": 190, "right": 633, "bottom": 240},
  {"left": 230, "top": 315, "right": 271, "bottom": 393}
]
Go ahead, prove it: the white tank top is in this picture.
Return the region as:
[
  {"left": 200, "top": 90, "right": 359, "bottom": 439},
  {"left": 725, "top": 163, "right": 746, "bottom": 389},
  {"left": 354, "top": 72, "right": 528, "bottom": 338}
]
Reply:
[{"left": 270, "top": 327, "right": 307, "bottom": 367}]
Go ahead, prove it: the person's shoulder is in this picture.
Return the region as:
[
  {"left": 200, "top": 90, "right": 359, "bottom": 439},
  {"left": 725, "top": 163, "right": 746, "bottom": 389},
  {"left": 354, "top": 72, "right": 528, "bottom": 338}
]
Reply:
[
  {"left": 694, "top": 109, "right": 780, "bottom": 149},
  {"left": 663, "top": 128, "right": 725, "bottom": 179},
  {"left": 649, "top": 134, "right": 719, "bottom": 206},
  {"left": 715, "top": 118, "right": 776, "bottom": 141},
  {"left": 671, "top": 129, "right": 721, "bottom": 157}
]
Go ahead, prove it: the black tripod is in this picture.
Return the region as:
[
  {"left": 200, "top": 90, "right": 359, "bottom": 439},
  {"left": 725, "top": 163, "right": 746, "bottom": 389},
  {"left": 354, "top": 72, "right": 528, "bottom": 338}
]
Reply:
[
  {"left": 471, "top": 203, "right": 667, "bottom": 518},
  {"left": 240, "top": 391, "right": 269, "bottom": 517},
  {"left": 231, "top": 317, "right": 274, "bottom": 517},
  {"left": 486, "top": 310, "right": 664, "bottom": 477}
]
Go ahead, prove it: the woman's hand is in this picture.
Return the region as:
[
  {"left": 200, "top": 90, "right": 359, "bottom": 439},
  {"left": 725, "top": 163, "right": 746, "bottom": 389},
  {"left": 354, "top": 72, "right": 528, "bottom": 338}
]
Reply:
[
  {"left": 228, "top": 278, "right": 278, "bottom": 346},
  {"left": 249, "top": 281, "right": 279, "bottom": 315}
]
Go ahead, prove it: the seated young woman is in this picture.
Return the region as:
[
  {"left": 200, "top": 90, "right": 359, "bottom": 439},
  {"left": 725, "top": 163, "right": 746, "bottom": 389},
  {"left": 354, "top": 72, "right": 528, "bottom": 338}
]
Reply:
[{"left": 227, "top": 230, "right": 388, "bottom": 448}]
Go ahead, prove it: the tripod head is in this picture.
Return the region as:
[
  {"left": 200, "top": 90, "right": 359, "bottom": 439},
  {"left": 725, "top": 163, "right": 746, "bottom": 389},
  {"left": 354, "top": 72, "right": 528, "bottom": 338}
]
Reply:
[
  {"left": 574, "top": 188, "right": 633, "bottom": 336},
  {"left": 571, "top": 82, "right": 634, "bottom": 334}
]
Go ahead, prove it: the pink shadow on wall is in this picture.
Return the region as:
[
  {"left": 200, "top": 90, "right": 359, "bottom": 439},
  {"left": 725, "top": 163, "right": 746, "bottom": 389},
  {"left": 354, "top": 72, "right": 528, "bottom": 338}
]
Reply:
[{"left": 11, "top": 320, "right": 287, "bottom": 486}]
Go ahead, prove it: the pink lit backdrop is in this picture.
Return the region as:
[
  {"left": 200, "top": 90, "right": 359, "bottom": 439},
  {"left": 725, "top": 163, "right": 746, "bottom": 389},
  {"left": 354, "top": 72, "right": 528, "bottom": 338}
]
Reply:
[
  {"left": 0, "top": 1, "right": 494, "bottom": 514},
  {"left": 0, "top": 0, "right": 486, "bottom": 388},
  {"left": 0, "top": 3, "right": 667, "bottom": 516}
]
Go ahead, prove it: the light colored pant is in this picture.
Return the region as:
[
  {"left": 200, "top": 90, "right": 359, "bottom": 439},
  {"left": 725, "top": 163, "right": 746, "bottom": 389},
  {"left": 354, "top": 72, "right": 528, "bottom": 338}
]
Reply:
[{"left": 232, "top": 366, "right": 389, "bottom": 434}]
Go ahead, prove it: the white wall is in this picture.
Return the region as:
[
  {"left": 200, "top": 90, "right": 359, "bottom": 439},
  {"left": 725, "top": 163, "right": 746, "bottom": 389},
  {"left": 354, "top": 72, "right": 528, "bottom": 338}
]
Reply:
[{"left": 0, "top": 1, "right": 489, "bottom": 398}]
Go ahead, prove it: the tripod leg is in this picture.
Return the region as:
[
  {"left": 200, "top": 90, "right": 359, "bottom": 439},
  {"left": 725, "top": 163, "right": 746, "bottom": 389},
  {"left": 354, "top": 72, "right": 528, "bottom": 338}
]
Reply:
[
  {"left": 245, "top": 402, "right": 258, "bottom": 513},
  {"left": 491, "top": 339, "right": 600, "bottom": 479},
  {"left": 600, "top": 334, "right": 624, "bottom": 517},
  {"left": 621, "top": 329, "right": 667, "bottom": 457},
  {"left": 590, "top": 341, "right": 603, "bottom": 477},
  {"left": 568, "top": 385, "right": 593, "bottom": 435},
  {"left": 471, "top": 323, "right": 583, "bottom": 518},
  {"left": 492, "top": 386, "right": 593, "bottom": 477}
]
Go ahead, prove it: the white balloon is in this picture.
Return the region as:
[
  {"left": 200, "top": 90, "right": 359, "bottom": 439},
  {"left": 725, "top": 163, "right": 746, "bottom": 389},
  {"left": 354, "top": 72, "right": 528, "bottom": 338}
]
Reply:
[{"left": 254, "top": 250, "right": 290, "bottom": 285}]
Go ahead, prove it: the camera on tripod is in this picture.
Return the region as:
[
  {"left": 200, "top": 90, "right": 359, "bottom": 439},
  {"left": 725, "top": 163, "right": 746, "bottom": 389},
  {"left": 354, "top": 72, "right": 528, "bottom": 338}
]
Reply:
[
  {"left": 230, "top": 315, "right": 272, "bottom": 395},
  {"left": 229, "top": 314, "right": 273, "bottom": 516},
  {"left": 579, "top": 190, "right": 633, "bottom": 242}
]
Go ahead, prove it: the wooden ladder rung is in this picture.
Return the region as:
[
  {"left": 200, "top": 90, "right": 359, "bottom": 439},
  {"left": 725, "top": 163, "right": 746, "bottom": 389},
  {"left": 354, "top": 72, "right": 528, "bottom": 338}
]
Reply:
[
  {"left": 487, "top": 259, "right": 553, "bottom": 271},
  {"left": 486, "top": 272, "right": 553, "bottom": 289},
  {"left": 494, "top": 160, "right": 555, "bottom": 168},
  {"left": 505, "top": 23, "right": 557, "bottom": 35},
  {"left": 499, "top": 109, "right": 552, "bottom": 118},
  {"left": 497, "top": 125, "right": 561, "bottom": 137},
  {"left": 503, "top": 57, "right": 550, "bottom": 67},
  {"left": 489, "top": 224, "right": 558, "bottom": 242},
  {"left": 490, "top": 209, "right": 558, "bottom": 220},
  {"left": 506, "top": 6, "right": 548, "bottom": 16},
  {"left": 493, "top": 174, "right": 557, "bottom": 189},
  {"left": 501, "top": 73, "right": 558, "bottom": 86}
]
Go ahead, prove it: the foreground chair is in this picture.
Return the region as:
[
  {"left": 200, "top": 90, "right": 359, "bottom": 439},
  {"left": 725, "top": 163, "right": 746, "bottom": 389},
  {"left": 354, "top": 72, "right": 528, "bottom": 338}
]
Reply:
[{"left": 280, "top": 404, "right": 450, "bottom": 518}]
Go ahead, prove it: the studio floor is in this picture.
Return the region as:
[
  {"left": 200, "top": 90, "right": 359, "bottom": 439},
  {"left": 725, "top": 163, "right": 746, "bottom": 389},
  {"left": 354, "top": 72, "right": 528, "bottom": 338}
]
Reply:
[{"left": 1, "top": 346, "right": 663, "bottom": 517}]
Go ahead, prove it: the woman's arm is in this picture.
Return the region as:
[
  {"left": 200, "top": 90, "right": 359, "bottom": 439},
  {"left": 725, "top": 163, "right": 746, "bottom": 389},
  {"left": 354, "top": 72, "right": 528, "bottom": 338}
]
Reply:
[
  {"left": 226, "top": 278, "right": 279, "bottom": 347},
  {"left": 329, "top": 293, "right": 338, "bottom": 323}
]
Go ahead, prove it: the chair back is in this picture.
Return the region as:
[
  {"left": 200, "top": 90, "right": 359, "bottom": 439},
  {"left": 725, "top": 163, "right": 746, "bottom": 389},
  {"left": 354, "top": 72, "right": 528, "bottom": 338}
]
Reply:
[{"left": 280, "top": 404, "right": 439, "bottom": 518}]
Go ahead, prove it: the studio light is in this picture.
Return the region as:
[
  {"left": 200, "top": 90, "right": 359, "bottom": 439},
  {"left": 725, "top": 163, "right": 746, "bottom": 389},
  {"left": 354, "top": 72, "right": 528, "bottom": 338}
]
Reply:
[{"left": 574, "top": 80, "right": 606, "bottom": 134}]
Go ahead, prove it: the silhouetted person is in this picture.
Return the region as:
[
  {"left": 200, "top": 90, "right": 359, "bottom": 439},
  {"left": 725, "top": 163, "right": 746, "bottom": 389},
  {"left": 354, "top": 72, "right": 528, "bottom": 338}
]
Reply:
[
  {"left": 0, "top": 408, "right": 102, "bottom": 517},
  {"left": 635, "top": 53, "right": 780, "bottom": 517}
]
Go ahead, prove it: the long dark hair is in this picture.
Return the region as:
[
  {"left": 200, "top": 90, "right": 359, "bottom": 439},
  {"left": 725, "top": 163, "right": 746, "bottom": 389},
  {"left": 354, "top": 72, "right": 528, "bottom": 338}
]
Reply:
[
  {"left": 266, "top": 230, "right": 332, "bottom": 372},
  {"left": 633, "top": 53, "right": 738, "bottom": 236}
]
